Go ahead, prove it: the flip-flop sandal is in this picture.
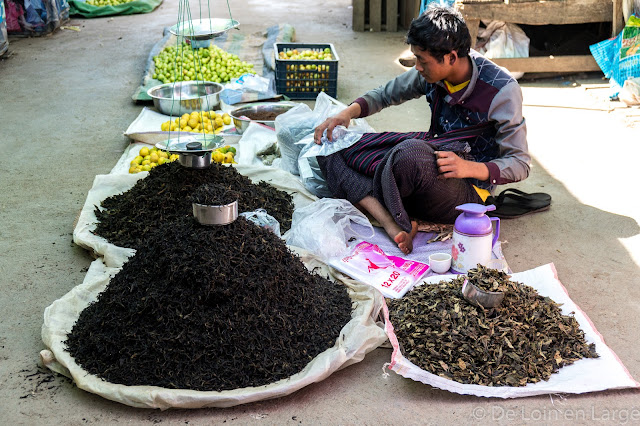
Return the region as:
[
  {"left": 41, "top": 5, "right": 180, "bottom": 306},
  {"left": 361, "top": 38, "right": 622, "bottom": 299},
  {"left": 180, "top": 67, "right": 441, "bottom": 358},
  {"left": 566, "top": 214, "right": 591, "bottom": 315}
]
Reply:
[
  {"left": 486, "top": 188, "right": 551, "bottom": 208},
  {"left": 486, "top": 188, "right": 551, "bottom": 219}
]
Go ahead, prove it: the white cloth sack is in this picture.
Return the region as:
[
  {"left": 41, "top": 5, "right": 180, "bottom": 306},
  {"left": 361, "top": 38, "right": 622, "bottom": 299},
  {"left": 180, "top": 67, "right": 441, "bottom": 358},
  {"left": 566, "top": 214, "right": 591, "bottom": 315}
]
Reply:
[
  {"left": 73, "top": 161, "right": 317, "bottom": 268},
  {"left": 41, "top": 251, "right": 388, "bottom": 409},
  {"left": 382, "top": 263, "right": 640, "bottom": 398}
]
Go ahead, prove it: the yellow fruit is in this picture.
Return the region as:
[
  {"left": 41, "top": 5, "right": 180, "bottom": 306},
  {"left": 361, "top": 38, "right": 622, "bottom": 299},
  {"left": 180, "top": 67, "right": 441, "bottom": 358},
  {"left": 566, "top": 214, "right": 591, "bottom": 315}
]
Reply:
[
  {"left": 222, "top": 114, "right": 231, "bottom": 125},
  {"left": 150, "top": 147, "right": 158, "bottom": 153},
  {"left": 150, "top": 153, "right": 159, "bottom": 163},
  {"left": 129, "top": 166, "right": 138, "bottom": 173},
  {"left": 141, "top": 165, "right": 152, "bottom": 172},
  {"left": 142, "top": 159, "right": 151, "bottom": 166},
  {"left": 188, "top": 118, "right": 198, "bottom": 129},
  {"left": 212, "top": 151, "right": 224, "bottom": 163},
  {"left": 182, "top": 113, "right": 190, "bottom": 121},
  {"left": 217, "top": 147, "right": 228, "bottom": 154},
  {"left": 227, "top": 146, "right": 237, "bottom": 154},
  {"left": 223, "top": 152, "right": 235, "bottom": 163},
  {"left": 183, "top": 126, "right": 193, "bottom": 132},
  {"left": 179, "top": 118, "right": 188, "bottom": 128},
  {"left": 158, "top": 157, "right": 167, "bottom": 165},
  {"left": 144, "top": 155, "right": 151, "bottom": 161},
  {"left": 202, "top": 111, "right": 210, "bottom": 118},
  {"left": 214, "top": 117, "right": 224, "bottom": 129},
  {"left": 205, "top": 123, "right": 213, "bottom": 132},
  {"left": 161, "top": 122, "right": 169, "bottom": 131},
  {"left": 133, "top": 155, "right": 143, "bottom": 164},
  {"left": 158, "top": 151, "right": 169, "bottom": 159},
  {"left": 139, "top": 147, "right": 150, "bottom": 157}
]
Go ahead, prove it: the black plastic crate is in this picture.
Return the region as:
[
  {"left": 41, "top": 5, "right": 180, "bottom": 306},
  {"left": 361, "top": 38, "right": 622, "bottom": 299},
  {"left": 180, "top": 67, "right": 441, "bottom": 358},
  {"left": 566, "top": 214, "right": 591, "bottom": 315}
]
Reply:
[{"left": 274, "top": 42, "right": 339, "bottom": 100}]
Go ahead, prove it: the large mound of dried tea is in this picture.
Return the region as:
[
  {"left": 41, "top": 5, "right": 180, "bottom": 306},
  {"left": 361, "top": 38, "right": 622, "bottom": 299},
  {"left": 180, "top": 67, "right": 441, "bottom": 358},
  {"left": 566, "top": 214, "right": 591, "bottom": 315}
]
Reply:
[
  {"left": 93, "top": 162, "right": 295, "bottom": 250},
  {"left": 66, "top": 216, "right": 353, "bottom": 391},
  {"left": 387, "top": 266, "right": 598, "bottom": 387}
]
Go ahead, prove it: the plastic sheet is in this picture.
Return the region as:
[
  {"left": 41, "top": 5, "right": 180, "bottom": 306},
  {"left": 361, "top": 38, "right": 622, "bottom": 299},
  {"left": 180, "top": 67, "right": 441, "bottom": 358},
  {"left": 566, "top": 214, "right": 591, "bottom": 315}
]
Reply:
[
  {"left": 67, "top": 0, "right": 161, "bottom": 18},
  {"left": 5, "top": 0, "right": 69, "bottom": 35}
]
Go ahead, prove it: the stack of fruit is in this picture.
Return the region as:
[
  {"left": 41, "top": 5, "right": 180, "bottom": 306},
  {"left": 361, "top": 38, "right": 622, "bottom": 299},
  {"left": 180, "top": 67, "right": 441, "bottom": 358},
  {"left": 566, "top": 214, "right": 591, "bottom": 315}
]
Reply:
[
  {"left": 86, "top": 0, "right": 134, "bottom": 5},
  {"left": 152, "top": 43, "right": 255, "bottom": 85},
  {"left": 160, "top": 111, "right": 232, "bottom": 134},
  {"left": 129, "top": 146, "right": 179, "bottom": 174},
  {"left": 212, "top": 146, "right": 236, "bottom": 164}
]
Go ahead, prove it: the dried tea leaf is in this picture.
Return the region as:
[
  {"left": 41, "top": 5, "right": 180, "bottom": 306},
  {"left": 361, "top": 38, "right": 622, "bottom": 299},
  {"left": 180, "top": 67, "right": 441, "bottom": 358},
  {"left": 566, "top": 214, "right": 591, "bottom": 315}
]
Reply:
[{"left": 387, "top": 266, "right": 599, "bottom": 387}]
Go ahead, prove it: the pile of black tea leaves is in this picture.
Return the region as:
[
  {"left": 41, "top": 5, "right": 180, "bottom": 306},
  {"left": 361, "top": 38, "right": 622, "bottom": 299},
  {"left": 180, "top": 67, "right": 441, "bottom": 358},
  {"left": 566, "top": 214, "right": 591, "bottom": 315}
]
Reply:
[
  {"left": 66, "top": 215, "right": 353, "bottom": 391},
  {"left": 93, "top": 161, "right": 295, "bottom": 250},
  {"left": 190, "top": 183, "right": 240, "bottom": 206},
  {"left": 387, "top": 265, "right": 598, "bottom": 387}
]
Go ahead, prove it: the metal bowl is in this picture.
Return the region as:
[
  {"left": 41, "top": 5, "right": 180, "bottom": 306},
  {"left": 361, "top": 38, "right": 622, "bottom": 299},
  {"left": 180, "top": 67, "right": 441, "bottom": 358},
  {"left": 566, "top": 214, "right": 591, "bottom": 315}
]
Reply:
[
  {"left": 193, "top": 200, "right": 239, "bottom": 226},
  {"left": 461, "top": 279, "right": 505, "bottom": 309},
  {"left": 147, "top": 81, "right": 224, "bottom": 116},
  {"left": 229, "top": 102, "right": 297, "bottom": 134}
]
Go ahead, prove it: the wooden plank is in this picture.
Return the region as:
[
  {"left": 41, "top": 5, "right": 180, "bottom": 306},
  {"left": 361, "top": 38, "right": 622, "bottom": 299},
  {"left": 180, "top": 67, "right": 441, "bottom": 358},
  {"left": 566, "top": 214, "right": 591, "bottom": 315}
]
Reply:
[
  {"left": 491, "top": 55, "right": 601, "bottom": 73},
  {"left": 612, "top": 0, "right": 625, "bottom": 36},
  {"left": 370, "top": 0, "right": 383, "bottom": 31},
  {"left": 353, "top": 0, "right": 366, "bottom": 31},
  {"left": 466, "top": 18, "right": 480, "bottom": 49},
  {"left": 386, "top": 0, "right": 399, "bottom": 31},
  {"left": 457, "top": 0, "right": 613, "bottom": 25}
]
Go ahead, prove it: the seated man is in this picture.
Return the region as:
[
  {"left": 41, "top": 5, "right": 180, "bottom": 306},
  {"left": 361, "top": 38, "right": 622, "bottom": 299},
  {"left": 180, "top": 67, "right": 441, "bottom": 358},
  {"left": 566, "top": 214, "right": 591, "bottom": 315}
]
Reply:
[{"left": 313, "top": 5, "right": 530, "bottom": 254}]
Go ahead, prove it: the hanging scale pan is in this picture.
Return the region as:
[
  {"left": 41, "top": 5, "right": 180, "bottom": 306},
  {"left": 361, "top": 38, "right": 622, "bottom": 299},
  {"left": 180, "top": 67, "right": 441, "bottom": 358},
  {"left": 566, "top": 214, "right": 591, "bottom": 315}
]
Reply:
[
  {"left": 169, "top": 18, "right": 240, "bottom": 41},
  {"left": 157, "top": 134, "right": 224, "bottom": 169}
]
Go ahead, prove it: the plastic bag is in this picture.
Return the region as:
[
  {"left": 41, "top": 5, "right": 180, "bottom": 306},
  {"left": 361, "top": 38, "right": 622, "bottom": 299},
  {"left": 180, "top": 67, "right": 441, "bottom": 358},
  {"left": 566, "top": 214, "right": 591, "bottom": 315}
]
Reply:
[
  {"left": 283, "top": 198, "right": 374, "bottom": 260},
  {"left": 275, "top": 93, "right": 343, "bottom": 176},
  {"left": 329, "top": 241, "right": 430, "bottom": 298},
  {"left": 620, "top": 76, "right": 640, "bottom": 106},
  {"left": 476, "top": 21, "right": 530, "bottom": 79},
  {"left": 236, "top": 121, "right": 277, "bottom": 166},
  {"left": 220, "top": 73, "right": 278, "bottom": 105},
  {"left": 239, "top": 209, "right": 281, "bottom": 237}
]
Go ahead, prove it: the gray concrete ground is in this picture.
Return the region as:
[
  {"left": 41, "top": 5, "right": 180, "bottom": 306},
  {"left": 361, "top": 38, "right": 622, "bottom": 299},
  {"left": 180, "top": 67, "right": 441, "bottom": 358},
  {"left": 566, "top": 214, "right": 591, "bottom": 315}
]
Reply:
[{"left": 1, "top": 0, "right": 639, "bottom": 424}]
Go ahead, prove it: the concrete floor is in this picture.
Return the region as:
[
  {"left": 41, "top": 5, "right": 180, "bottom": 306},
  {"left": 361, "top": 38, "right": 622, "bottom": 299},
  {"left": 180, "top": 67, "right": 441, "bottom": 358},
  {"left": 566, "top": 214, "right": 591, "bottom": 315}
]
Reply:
[{"left": 1, "top": 0, "right": 639, "bottom": 423}]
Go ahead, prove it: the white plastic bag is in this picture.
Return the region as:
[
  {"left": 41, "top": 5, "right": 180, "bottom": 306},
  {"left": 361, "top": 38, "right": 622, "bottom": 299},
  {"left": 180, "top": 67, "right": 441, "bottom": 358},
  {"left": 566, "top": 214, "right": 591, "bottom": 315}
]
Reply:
[
  {"left": 476, "top": 21, "right": 530, "bottom": 79},
  {"left": 275, "top": 92, "right": 374, "bottom": 176},
  {"left": 283, "top": 198, "right": 375, "bottom": 260},
  {"left": 620, "top": 77, "right": 640, "bottom": 106},
  {"left": 239, "top": 208, "right": 281, "bottom": 237},
  {"left": 236, "top": 122, "right": 278, "bottom": 166}
]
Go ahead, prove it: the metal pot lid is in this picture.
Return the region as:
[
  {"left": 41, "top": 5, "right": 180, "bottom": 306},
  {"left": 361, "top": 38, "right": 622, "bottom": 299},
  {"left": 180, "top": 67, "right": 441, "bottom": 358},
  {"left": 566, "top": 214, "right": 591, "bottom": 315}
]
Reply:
[
  {"left": 156, "top": 134, "right": 224, "bottom": 154},
  {"left": 169, "top": 18, "right": 240, "bottom": 41}
]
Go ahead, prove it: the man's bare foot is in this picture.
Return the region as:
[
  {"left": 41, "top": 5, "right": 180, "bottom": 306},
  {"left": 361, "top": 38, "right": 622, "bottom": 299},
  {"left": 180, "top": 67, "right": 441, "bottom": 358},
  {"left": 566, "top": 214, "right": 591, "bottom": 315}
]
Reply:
[{"left": 393, "top": 221, "right": 418, "bottom": 255}]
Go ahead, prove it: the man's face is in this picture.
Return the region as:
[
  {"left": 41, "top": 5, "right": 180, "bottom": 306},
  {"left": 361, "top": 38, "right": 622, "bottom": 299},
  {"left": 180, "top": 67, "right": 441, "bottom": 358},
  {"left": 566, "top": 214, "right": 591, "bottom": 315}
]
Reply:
[{"left": 411, "top": 45, "right": 450, "bottom": 83}]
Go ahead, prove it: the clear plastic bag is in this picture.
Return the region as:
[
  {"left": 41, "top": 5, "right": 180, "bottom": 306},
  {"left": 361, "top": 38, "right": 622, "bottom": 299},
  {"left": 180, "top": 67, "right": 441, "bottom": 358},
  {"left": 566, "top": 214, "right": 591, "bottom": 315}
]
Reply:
[
  {"left": 283, "top": 198, "right": 374, "bottom": 261},
  {"left": 239, "top": 209, "right": 281, "bottom": 237}
]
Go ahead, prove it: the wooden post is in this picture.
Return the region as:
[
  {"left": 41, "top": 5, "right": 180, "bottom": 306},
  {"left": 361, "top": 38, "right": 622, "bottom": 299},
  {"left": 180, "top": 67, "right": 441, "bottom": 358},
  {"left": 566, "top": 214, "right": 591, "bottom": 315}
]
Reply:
[
  {"left": 353, "top": 0, "right": 366, "bottom": 31},
  {"left": 370, "top": 0, "right": 383, "bottom": 31},
  {"left": 386, "top": 0, "right": 399, "bottom": 31}
]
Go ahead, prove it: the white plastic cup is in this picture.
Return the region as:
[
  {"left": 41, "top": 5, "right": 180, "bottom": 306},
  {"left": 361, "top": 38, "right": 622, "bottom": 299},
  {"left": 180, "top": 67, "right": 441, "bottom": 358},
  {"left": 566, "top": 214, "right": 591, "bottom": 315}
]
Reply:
[{"left": 429, "top": 253, "right": 452, "bottom": 274}]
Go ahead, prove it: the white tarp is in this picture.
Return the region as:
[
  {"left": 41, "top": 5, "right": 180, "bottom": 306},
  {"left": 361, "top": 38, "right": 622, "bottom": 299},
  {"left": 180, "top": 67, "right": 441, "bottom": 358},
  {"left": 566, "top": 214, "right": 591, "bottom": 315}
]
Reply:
[
  {"left": 383, "top": 263, "right": 640, "bottom": 398},
  {"left": 41, "top": 251, "right": 388, "bottom": 409}
]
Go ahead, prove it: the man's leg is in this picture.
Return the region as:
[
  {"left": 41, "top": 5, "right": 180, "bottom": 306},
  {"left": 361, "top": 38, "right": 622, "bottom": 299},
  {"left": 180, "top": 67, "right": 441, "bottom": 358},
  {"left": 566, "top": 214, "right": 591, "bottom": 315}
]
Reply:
[{"left": 357, "top": 196, "right": 418, "bottom": 255}]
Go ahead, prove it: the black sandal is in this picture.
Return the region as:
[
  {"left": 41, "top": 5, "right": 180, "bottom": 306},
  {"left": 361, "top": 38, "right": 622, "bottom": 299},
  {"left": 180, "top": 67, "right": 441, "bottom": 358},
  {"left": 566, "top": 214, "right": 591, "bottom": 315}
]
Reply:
[{"left": 486, "top": 188, "right": 551, "bottom": 219}]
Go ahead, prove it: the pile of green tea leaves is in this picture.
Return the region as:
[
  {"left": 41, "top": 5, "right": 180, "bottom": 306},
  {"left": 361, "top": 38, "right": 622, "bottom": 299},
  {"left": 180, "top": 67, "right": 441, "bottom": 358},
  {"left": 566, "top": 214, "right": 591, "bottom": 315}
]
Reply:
[
  {"left": 93, "top": 161, "right": 295, "bottom": 250},
  {"left": 387, "top": 266, "right": 598, "bottom": 387}
]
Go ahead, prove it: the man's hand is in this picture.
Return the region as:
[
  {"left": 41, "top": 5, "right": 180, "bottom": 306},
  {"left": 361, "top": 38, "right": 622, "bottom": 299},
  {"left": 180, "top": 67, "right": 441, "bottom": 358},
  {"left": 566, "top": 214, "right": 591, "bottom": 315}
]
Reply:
[
  {"left": 435, "top": 151, "right": 489, "bottom": 181},
  {"left": 313, "top": 102, "right": 362, "bottom": 145}
]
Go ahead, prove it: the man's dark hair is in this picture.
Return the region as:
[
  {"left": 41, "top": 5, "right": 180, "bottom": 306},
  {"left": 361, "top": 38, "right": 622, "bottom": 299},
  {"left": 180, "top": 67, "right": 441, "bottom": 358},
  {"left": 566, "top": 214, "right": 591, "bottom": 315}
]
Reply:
[{"left": 406, "top": 5, "right": 471, "bottom": 62}]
